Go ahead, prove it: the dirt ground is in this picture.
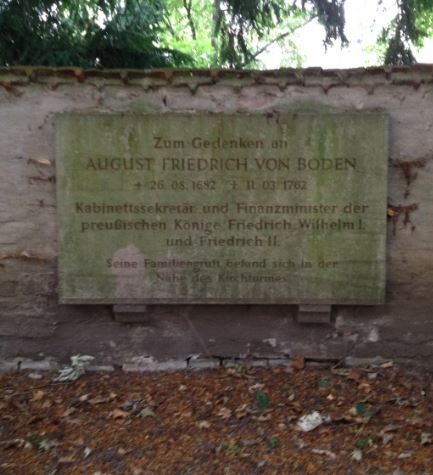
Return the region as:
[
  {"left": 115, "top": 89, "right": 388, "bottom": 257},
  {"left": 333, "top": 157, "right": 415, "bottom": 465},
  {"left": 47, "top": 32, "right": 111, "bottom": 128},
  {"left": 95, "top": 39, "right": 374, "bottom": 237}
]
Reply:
[{"left": 1, "top": 363, "right": 433, "bottom": 475}]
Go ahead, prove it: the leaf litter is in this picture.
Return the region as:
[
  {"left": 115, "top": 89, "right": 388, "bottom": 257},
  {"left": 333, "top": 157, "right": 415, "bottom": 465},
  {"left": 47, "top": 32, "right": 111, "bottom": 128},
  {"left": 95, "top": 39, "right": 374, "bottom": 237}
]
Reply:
[{"left": 1, "top": 366, "right": 433, "bottom": 474}]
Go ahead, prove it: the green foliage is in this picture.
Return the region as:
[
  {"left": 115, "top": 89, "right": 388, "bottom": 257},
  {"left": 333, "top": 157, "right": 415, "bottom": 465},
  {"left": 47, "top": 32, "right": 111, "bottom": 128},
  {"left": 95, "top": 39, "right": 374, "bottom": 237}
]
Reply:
[
  {"left": 161, "top": 0, "right": 433, "bottom": 67},
  {"left": 28, "top": 434, "right": 55, "bottom": 451},
  {"left": 281, "top": 382, "right": 294, "bottom": 394},
  {"left": 213, "top": 0, "right": 346, "bottom": 67},
  {"left": 354, "top": 436, "right": 373, "bottom": 449},
  {"left": 355, "top": 402, "right": 368, "bottom": 415},
  {"left": 212, "top": 0, "right": 317, "bottom": 68},
  {"left": 0, "top": 0, "right": 192, "bottom": 67},
  {"left": 233, "top": 363, "right": 246, "bottom": 375},
  {"left": 160, "top": 0, "right": 215, "bottom": 67},
  {"left": 160, "top": 0, "right": 310, "bottom": 68},
  {"left": 255, "top": 390, "right": 270, "bottom": 411},
  {"left": 267, "top": 436, "right": 279, "bottom": 449},
  {"left": 227, "top": 442, "right": 244, "bottom": 455},
  {"left": 379, "top": 0, "right": 433, "bottom": 65},
  {"left": 1, "top": 0, "right": 432, "bottom": 68},
  {"left": 162, "top": 0, "right": 433, "bottom": 67},
  {"left": 299, "top": 0, "right": 347, "bottom": 45},
  {"left": 354, "top": 402, "right": 374, "bottom": 421},
  {"left": 318, "top": 378, "right": 333, "bottom": 389}
]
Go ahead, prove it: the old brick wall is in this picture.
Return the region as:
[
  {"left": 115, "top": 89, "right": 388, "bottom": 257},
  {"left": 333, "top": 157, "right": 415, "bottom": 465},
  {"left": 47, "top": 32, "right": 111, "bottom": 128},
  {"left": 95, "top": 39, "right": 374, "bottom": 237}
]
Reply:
[{"left": 0, "top": 66, "right": 432, "bottom": 370}]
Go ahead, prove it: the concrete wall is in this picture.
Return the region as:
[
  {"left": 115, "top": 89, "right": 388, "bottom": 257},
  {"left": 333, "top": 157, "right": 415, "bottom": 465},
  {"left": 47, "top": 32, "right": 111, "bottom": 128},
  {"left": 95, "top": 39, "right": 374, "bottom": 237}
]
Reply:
[{"left": 0, "top": 66, "right": 432, "bottom": 370}]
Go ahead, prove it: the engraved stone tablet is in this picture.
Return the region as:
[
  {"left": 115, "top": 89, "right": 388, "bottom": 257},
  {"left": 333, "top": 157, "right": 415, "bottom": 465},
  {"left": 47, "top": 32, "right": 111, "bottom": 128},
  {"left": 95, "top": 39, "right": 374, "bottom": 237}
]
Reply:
[{"left": 56, "top": 113, "right": 388, "bottom": 304}]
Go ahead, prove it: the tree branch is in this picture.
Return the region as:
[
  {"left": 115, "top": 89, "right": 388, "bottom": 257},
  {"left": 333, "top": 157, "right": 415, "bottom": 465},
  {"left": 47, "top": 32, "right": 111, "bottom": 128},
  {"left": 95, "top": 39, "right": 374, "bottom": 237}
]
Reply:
[
  {"left": 212, "top": 0, "right": 222, "bottom": 65},
  {"left": 162, "top": 15, "right": 176, "bottom": 37},
  {"left": 241, "top": 16, "right": 317, "bottom": 67},
  {"left": 183, "top": 0, "right": 196, "bottom": 40}
]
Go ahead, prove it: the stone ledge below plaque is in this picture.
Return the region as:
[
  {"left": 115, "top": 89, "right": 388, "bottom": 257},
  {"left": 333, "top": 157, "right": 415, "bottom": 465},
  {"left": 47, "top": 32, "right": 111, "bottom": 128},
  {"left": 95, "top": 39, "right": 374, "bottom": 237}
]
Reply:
[
  {"left": 297, "top": 305, "right": 332, "bottom": 324},
  {"left": 113, "top": 305, "right": 150, "bottom": 323}
]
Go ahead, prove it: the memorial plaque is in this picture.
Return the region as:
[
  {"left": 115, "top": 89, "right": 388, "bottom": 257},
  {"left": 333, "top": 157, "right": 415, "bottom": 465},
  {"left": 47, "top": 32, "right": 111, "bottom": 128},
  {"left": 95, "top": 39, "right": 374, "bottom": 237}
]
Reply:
[{"left": 56, "top": 112, "right": 388, "bottom": 305}]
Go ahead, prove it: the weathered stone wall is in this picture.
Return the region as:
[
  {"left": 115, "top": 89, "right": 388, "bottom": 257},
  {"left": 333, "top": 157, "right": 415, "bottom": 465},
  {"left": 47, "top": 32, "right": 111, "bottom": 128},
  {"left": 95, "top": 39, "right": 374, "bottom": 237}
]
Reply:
[{"left": 0, "top": 66, "right": 432, "bottom": 370}]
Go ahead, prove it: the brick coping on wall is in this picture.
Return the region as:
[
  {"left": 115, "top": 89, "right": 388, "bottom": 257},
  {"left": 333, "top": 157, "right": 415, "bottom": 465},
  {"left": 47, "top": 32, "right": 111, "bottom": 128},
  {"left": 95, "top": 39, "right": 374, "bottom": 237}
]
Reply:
[{"left": 0, "top": 64, "right": 433, "bottom": 92}]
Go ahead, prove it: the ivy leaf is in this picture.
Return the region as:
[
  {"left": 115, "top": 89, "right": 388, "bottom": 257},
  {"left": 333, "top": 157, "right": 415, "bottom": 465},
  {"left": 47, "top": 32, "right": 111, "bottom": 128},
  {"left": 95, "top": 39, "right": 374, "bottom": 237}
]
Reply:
[{"left": 255, "top": 391, "right": 270, "bottom": 411}]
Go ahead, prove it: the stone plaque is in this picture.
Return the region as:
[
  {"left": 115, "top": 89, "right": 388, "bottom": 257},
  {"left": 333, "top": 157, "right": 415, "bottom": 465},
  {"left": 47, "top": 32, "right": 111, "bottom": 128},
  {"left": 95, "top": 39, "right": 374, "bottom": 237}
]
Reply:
[{"left": 56, "top": 112, "right": 388, "bottom": 305}]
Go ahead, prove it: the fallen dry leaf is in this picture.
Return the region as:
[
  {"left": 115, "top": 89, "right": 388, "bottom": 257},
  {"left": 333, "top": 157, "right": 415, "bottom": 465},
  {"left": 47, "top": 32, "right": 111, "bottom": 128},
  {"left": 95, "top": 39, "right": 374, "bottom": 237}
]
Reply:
[
  {"left": 235, "top": 403, "right": 248, "bottom": 419},
  {"left": 109, "top": 409, "right": 129, "bottom": 419},
  {"left": 89, "top": 397, "right": 110, "bottom": 405},
  {"left": 197, "top": 420, "right": 211, "bottom": 429},
  {"left": 217, "top": 407, "right": 232, "bottom": 419},
  {"left": 292, "top": 354, "right": 305, "bottom": 371},
  {"left": 32, "top": 390, "right": 45, "bottom": 402},
  {"left": 58, "top": 455, "right": 75, "bottom": 464},
  {"left": 311, "top": 448, "right": 336, "bottom": 459},
  {"left": 138, "top": 407, "right": 156, "bottom": 418},
  {"left": 61, "top": 407, "right": 76, "bottom": 418},
  {"left": 381, "top": 361, "right": 394, "bottom": 369},
  {"left": 83, "top": 447, "right": 92, "bottom": 458},
  {"left": 28, "top": 158, "right": 53, "bottom": 166}
]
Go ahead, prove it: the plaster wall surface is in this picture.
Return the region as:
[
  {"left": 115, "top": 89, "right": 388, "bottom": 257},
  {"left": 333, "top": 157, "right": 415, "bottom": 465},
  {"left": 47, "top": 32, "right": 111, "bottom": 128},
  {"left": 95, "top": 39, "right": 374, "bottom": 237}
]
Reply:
[{"left": 0, "top": 66, "right": 432, "bottom": 369}]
